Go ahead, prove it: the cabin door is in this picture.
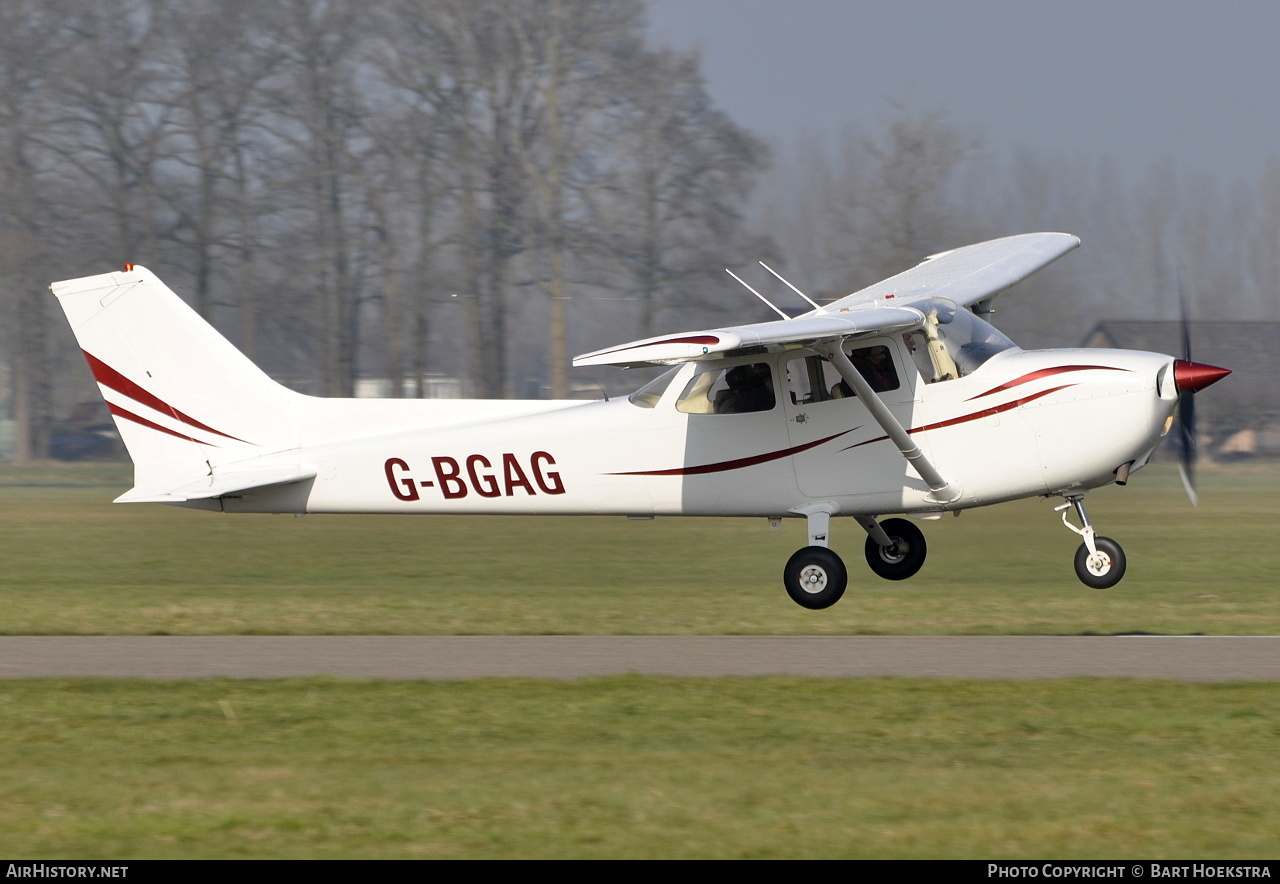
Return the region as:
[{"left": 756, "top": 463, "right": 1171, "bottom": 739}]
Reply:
[{"left": 782, "top": 339, "right": 925, "bottom": 500}]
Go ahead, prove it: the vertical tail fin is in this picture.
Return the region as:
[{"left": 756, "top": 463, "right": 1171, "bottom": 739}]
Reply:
[{"left": 51, "top": 267, "right": 301, "bottom": 495}]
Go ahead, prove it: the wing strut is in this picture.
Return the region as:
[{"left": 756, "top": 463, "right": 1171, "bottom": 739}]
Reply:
[
  {"left": 820, "top": 343, "right": 960, "bottom": 504},
  {"left": 725, "top": 269, "right": 790, "bottom": 319},
  {"left": 759, "top": 261, "right": 822, "bottom": 312}
]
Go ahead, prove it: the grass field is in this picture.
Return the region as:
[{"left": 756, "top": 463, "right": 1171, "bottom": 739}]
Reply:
[
  {"left": 1, "top": 677, "right": 1278, "bottom": 859},
  {"left": 1, "top": 460, "right": 1277, "bottom": 635}
]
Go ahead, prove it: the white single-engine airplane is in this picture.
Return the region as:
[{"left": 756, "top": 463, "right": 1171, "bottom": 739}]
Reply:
[{"left": 52, "top": 232, "right": 1229, "bottom": 608}]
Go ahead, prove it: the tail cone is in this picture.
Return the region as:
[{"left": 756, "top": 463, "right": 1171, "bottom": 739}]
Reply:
[{"left": 1173, "top": 360, "right": 1230, "bottom": 394}]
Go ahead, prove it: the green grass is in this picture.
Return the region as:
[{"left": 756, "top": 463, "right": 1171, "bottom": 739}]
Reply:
[
  {"left": 1, "top": 677, "right": 1277, "bottom": 859},
  {"left": 1, "top": 460, "right": 1277, "bottom": 634}
]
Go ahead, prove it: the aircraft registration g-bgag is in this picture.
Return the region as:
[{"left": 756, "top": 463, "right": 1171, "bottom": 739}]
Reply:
[{"left": 52, "top": 232, "right": 1229, "bottom": 609}]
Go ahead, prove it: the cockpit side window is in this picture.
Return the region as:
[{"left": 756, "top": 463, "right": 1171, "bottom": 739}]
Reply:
[
  {"left": 676, "top": 362, "right": 776, "bottom": 415},
  {"left": 840, "top": 344, "right": 899, "bottom": 396}
]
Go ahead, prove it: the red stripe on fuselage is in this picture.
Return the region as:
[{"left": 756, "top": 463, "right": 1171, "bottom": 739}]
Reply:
[
  {"left": 967, "top": 365, "right": 1129, "bottom": 401},
  {"left": 82, "top": 351, "right": 249, "bottom": 443},
  {"left": 610, "top": 429, "right": 854, "bottom": 476},
  {"left": 844, "top": 384, "right": 1076, "bottom": 450}
]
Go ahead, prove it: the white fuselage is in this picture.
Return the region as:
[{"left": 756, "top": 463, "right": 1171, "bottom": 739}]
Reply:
[{"left": 206, "top": 341, "right": 1178, "bottom": 520}]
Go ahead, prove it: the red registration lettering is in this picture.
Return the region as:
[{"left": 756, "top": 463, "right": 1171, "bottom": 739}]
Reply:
[
  {"left": 431, "top": 456, "right": 469, "bottom": 499},
  {"left": 384, "top": 458, "right": 419, "bottom": 501},
  {"left": 530, "top": 451, "right": 565, "bottom": 495},
  {"left": 467, "top": 454, "right": 501, "bottom": 498},
  {"left": 502, "top": 453, "right": 535, "bottom": 496},
  {"left": 387, "top": 453, "right": 566, "bottom": 500}
]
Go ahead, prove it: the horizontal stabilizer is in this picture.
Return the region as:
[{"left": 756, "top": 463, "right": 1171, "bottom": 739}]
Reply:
[{"left": 115, "top": 466, "right": 317, "bottom": 503}]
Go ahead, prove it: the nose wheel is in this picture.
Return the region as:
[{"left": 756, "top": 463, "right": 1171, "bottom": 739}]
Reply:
[
  {"left": 1073, "top": 536, "right": 1126, "bottom": 588},
  {"left": 1057, "top": 495, "right": 1127, "bottom": 588}
]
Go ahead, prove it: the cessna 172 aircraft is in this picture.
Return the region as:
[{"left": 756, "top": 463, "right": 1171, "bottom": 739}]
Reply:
[{"left": 52, "top": 232, "right": 1229, "bottom": 609}]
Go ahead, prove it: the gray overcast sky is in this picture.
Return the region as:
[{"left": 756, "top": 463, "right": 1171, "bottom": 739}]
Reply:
[{"left": 647, "top": 0, "right": 1280, "bottom": 183}]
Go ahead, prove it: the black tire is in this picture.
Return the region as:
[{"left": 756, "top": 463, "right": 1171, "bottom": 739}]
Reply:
[
  {"left": 783, "top": 546, "right": 848, "bottom": 609},
  {"left": 1073, "top": 536, "right": 1127, "bottom": 588},
  {"left": 864, "top": 517, "right": 927, "bottom": 581}
]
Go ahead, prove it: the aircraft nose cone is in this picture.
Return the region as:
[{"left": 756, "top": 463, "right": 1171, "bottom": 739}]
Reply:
[{"left": 1173, "top": 359, "right": 1231, "bottom": 393}]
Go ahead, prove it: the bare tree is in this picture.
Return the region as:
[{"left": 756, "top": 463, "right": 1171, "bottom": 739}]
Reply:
[
  {"left": 47, "top": 0, "right": 175, "bottom": 268},
  {"left": 0, "top": 0, "right": 72, "bottom": 460},
  {"left": 0, "top": 0, "right": 775, "bottom": 436},
  {"left": 265, "top": 0, "right": 372, "bottom": 396},
  {"left": 154, "top": 0, "right": 283, "bottom": 344},
  {"left": 600, "top": 45, "right": 769, "bottom": 339},
  {"left": 808, "top": 105, "right": 979, "bottom": 291}
]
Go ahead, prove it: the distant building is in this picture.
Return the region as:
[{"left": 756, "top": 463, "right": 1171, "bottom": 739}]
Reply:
[{"left": 1082, "top": 321, "right": 1280, "bottom": 457}]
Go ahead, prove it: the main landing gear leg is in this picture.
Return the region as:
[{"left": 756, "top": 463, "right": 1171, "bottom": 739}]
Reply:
[
  {"left": 857, "top": 516, "right": 928, "bottom": 581},
  {"left": 1056, "top": 494, "right": 1127, "bottom": 588},
  {"left": 783, "top": 506, "right": 847, "bottom": 609}
]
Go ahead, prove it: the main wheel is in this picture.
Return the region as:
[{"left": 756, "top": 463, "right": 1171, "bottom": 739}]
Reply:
[
  {"left": 864, "top": 517, "right": 927, "bottom": 581},
  {"left": 783, "top": 546, "right": 848, "bottom": 609},
  {"left": 1073, "top": 536, "right": 1127, "bottom": 588}
]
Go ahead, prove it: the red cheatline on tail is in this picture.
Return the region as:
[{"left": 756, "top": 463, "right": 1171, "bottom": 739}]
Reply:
[{"left": 82, "top": 350, "right": 251, "bottom": 445}]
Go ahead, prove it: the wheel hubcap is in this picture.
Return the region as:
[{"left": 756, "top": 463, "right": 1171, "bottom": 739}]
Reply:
[
  {"left": 798, "top": 565, "right": 828, "bottom": 594},
  {"left": 879, "top": 540, "right": 907, "bottom": 564},
  {"left": 1086, "top": 552, "right": 1112, "bottom": 576}
]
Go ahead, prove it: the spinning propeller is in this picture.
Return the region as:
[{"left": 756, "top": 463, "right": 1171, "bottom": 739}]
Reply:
[{"left": 1172, "top": 291, "right": 1231, "bottom": 506}]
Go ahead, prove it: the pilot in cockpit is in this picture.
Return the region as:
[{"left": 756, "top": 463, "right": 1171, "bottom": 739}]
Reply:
[
  {"left": 715, "top": 363, "right": 775, "bottom": 414},
  {"left": 831, "top": 345, "right": 898, "bottom": 397}
]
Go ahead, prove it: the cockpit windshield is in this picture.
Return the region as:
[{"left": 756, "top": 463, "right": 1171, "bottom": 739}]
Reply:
[
  {"left": 627, "top": 365, "right": 681, "bottom": 408},
  {"left": 902, "top": 298, "right": 1018, "bottom": 382}
]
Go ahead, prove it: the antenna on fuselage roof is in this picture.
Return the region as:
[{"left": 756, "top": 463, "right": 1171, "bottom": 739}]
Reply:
[
  {"left": 725, "top": 268, "right": 790, "bottom": 320},
  {"left": 758, "top": 261, "right": 822, "bottom": 312}
]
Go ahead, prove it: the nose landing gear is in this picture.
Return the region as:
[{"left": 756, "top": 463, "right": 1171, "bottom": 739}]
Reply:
[{"left": 1056, "top": 494, "right": 1127, "bottom": 588}]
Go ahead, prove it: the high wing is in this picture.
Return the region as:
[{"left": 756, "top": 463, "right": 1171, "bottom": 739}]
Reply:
[
  {"left": 825, "top": 231, "right": 1079, "bottom": 313},
  {"left": 573, "top": 232, "right": 1079, "bottom": 369}
]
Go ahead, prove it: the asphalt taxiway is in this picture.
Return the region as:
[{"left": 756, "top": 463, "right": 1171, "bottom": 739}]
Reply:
[{"left": 1, "top": 635, "right": 1277, "bottom": 680}]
